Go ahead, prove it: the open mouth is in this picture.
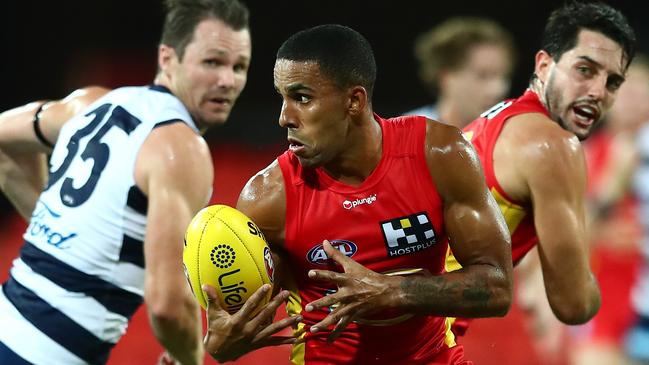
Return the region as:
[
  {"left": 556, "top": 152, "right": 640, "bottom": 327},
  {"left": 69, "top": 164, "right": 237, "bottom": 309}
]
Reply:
[
  {"left": 288, "top": 137, "right": 305, "bottom": 153},
  {"left": 572, "top": 104, "right": 599, "bottom": 127},
  {"left": 207, "top": 97, "right": 231, "bottom": 107}
]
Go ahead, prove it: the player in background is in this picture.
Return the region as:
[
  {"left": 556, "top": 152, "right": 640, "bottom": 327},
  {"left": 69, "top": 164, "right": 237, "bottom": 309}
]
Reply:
[
  {"left": 405, "top": 16, "right": 516, "bottom": 129},
  {"left": 0, "top": 0, "right": 254, "bottom": 364}
]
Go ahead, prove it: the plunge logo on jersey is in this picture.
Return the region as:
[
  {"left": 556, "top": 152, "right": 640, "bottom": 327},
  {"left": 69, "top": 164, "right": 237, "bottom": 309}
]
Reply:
[
  {"left": 306, "top": 239, "right": 358, "bottom": 265},
  {"left": 380, "top": 212, "right": 437, "bottom": 257},
  {"left": 342, "top": 193, "right": 377, "bottom": 210}
]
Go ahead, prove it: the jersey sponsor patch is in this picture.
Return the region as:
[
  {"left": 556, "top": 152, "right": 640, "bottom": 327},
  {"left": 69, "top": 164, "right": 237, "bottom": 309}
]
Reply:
[
  {"left": 27, "top": 200, "right": 77, "bottom": 249},
  {"left": 380, "top": 212, "right": 437, "bottom": 257},
  {"left": 342, "top": 193, "right": 377, "bottom": 210}
]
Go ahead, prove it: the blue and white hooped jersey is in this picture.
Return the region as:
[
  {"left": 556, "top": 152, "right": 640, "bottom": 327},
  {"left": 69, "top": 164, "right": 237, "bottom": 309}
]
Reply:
[
  {"left": 0, "top": 85, "right": 198, "bottom": 365},
  {"left": 633, "top": 125, "right": 649, "bottom": 318}
]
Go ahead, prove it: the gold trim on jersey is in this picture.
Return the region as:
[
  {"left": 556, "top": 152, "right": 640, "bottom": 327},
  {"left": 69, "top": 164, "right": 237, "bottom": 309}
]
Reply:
[
  {"left": 443, "top": 317, "right": 457, "bottom": 347},
  {"left": 286, "top": 278, "right": 306, "bottom": 365},
  {"left": 445, "top": 187, "right": 528, "bottom": 272},
  {"left": 490, "top": 187, "right": 527, "bottom": 234}
]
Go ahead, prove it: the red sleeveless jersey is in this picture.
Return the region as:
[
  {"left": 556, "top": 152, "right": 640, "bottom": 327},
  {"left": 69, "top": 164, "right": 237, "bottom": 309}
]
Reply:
[
  {"left": 463, "top": 89, "right": 549, "bottom": 264},
  {"left": 277, "top": 115, "right": 464, "bottom": 364}
]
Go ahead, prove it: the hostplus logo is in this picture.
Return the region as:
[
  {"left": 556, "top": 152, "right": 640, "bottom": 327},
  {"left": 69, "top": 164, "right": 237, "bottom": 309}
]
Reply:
[
  {"left": 343, "top": 194, "right": 377, "bottom": 210},
  {"left": 380, "top": 212, "right": 437, "bottom": 257}
]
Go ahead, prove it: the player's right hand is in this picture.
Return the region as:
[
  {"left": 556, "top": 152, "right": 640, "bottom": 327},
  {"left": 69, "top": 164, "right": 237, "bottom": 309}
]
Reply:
[{"left": 202, "top": 284, "right": 303, "bottom": 362}]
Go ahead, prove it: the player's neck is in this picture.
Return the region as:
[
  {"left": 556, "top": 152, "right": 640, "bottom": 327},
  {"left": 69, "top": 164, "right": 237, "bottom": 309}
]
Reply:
[
  {"left": 529, "top": 78, "right": 549, "bottom": 111},
  {"left": 321, "top": 114, "right": 383, "bottom": 186},
  {"left": 153, "top": 73, "right": 170, "bottom": 90}
]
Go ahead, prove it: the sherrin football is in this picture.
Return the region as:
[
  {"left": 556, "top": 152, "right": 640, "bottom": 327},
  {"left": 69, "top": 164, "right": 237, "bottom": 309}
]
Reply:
[{"left": 183, "top": 205, "right": 274, "bottom": 314}]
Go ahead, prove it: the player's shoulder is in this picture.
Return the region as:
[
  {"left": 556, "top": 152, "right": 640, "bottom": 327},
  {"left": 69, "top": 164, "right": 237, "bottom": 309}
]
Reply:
[
  {"left": 146, "top": 123, "right": 210, "bottom": 164},
  {"left": 240, "top": 159, "right": 284, "bottom": 207},
  {"left": 48, "top": 86, "right": 111, "bottom": 118},
  {"left": 138, "top": 122, "right": 211, "bottom": 190},
  {"left": 62, "top": 86, "right": 111, "bottom": 102},
  {"left": 237, "top": 159, "right": 286, "bottom": 245},
  {"left": 502, "top": 114, "right": 584, "bottom": 182},
  {"left": 423, "top": 118, "right": 483, "bottom": 181},
  {"left": 424, "top": 118, "right": 474, "bottom": 157},
  {"left": 506, "top": 113, "right": 583, "bottom": 160},
  {"left": 135, "top": 123, "right": 212, "bottom": 207}
]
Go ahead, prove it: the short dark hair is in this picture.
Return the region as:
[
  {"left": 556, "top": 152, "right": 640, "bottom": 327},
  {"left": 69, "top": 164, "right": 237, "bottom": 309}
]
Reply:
[
  {"left": 541, "top": 1, "right": 636, "bottom": 70},
  {"left": 276, "top": 24, "right": 377, "bottom": 99},
  {"left": 160, "top": 0, "right": 249, "bottom": 60}
]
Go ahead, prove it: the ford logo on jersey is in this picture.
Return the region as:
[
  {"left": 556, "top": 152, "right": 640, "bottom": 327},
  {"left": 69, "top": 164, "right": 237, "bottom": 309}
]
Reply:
[
  {"left": 27, "top": 200, "right": 77, "bottom": 249},
  {"left": 306, "top": 240, "right": 358, "bottom": 265}
]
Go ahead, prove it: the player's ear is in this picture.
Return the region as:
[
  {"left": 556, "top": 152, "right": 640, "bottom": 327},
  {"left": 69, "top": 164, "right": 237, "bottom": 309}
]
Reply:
[
  {"left": 348, "top": 86, "right": 368, "bottom": 116},
  {"left": 158, "top": 44, "right": 178, "bottom": 75},
  {"left": 534, "top": 50, "right": 554, "bottom": 84}
]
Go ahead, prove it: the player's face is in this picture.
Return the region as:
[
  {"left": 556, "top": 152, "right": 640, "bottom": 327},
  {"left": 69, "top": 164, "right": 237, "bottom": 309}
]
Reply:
[
  {"left": 165, "top": 18, "right": 251, "bottom": 131},
  {"left": 274, "top": 59, "right": 352, "bottom": 169},
  {"left": 536, "top": 29, "right": 626, "bottom": 140},
  {"left": 443, "top": 43, "right": 512, "bottom": 127}
]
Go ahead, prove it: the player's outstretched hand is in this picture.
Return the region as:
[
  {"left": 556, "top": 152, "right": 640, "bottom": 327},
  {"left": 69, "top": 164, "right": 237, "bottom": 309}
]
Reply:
[
  {"left": 305, "top": 240, "right": 400, "bottom": 342},
  {"left": 203, "top": 284, "right": 303, "bottom": 362}
]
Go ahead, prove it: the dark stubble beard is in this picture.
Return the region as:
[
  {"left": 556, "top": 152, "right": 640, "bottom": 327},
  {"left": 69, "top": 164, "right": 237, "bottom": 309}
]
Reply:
[{"left": 543, "top": 72, "right": 589, "bottom": 141}]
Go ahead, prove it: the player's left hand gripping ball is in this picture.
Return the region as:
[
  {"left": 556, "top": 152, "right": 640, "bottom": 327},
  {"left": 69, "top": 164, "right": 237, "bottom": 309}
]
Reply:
[{"left": 183, "top": 205, "right": 275, "bottom": 315}]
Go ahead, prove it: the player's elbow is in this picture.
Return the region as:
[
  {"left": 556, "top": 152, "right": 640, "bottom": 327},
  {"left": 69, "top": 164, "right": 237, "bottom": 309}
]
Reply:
[
  {"left": 490, "top": 273, "right": 513, "bottom": 317},
  {"left": 551, "top": 303, "right": 597, "bottom": 325},
  {"left": 147, "top": 297, "right": 187, "bottom": 326},
  {"left": 145, "top": 284, "right": 196, "bottom": 326},
  {"left": 549, "top": 290, "right": 600, "bottom": 325},
  {"left": 471, "top": 263, "right": 512, "bottom": 317}
]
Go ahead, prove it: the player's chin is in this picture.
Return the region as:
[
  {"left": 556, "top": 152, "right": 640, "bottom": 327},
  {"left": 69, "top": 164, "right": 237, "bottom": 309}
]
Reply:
[
  {"left": 295, "top": 154, "right": 323, "bottom": 169},
  {"left": 203, "top": 111, "right": 231, "bottom": 126},
  {"left": 569, "top": 123, "right": 593, "bottom": 141}
]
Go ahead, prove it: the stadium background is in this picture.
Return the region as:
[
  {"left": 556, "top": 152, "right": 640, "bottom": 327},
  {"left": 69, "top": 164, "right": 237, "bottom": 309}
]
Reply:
[{"left": 1, "top": 1, "right": 647, "bottom": 364}]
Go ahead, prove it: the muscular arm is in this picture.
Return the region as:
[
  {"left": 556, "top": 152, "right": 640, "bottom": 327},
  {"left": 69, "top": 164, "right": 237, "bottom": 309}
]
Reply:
[
  {"left": 138, "top": 123, "right": 213, "bottom": 365},
  {"left": 516, "top": 117, "right": 600, "bottom": 324},
  {"left": 236, "top": 160, "right": 291, "bottom": 294},
  {"left": 397, "top": 122, "right": 513, "bottom": 317},
  {"left": 0, "top": 87, "right": 108, "bottom": 219}
]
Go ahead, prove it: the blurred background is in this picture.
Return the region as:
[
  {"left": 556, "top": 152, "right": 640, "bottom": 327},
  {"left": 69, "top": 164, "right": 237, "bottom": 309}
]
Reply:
[{"left": 1, "top": 0, "right": 648, "bottom": 364}]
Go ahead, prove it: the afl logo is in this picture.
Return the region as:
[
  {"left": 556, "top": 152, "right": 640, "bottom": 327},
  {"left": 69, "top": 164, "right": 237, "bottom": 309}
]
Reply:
[
  {"left": 306, "top": 240, "right": 358, "bottom": 265},
  {"left": 263, "top": 247, "right": 274, "bottom": 283}
]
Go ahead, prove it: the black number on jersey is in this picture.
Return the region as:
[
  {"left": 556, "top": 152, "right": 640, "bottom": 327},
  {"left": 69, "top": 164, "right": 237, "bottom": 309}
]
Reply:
[{"left": 46, "top": 103, "right": 142, "bottom": 207}]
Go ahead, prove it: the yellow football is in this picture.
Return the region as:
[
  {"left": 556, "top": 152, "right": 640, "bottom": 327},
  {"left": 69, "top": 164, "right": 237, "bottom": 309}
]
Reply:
[{"left": 183, "top": 205, "right": 274, "bottom": 313}]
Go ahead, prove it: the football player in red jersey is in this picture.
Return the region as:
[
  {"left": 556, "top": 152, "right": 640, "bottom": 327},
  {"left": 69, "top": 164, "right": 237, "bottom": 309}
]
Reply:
[
  {"left": 445, "top": 1, "right": 637, "bottom": 341},
  {"left": 202, "top": 24, "right": 514, "bottom": 364},
  {"left": 200, "top": 25, "right": 512, "bottom": 364}
]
